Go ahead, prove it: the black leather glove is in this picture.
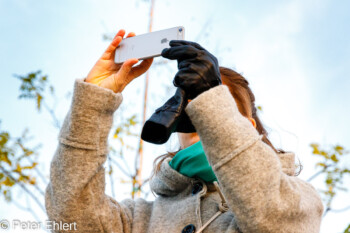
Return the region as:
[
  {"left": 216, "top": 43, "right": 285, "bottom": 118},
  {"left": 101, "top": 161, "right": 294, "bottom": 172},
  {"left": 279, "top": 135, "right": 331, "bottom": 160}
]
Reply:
[
  {"left": 161, "top": 40, "right": 222, "bottom": 100},
  {"left": 141, "top": 87, "right": 196, "bottom": 144},
  {"left": 141, "top": 40, "right": 219, "bottom": 144}
]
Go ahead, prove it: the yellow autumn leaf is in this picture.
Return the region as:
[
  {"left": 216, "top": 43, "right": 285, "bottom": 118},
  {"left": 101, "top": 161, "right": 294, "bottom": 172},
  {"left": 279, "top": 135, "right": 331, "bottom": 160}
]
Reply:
[
  {"left": 29, "top": 177, "right": 36, "bottom": 185},
  {"left": 2, "top": 177, "right": 15, "bottom": 187}
]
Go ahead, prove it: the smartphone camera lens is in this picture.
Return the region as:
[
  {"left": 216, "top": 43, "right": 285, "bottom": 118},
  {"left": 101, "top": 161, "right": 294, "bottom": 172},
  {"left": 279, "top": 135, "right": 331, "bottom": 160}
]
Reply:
[{"left": 179, "top": 28, "right": 183, "bottom": 32}]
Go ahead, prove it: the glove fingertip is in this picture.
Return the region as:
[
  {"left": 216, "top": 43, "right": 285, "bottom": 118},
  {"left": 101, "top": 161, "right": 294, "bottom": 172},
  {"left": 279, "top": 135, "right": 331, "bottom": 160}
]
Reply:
[
  {"left": 172, "top": 78, "right": 178, "bottom": 87},
  {"left": 169, "top": 40, "right": 186, "bottom": 47},
  {"left": 161, "top": 48, "right": 169, "bottom": 57},
  {"left": 169, "top": 39, "right": 179, "bottom": 45},
  {"left": 173, "top": 77, "right": 182, "bottom": 87},
  {"left": 169, "top": 40, "right": 176, "bottom": 46}
]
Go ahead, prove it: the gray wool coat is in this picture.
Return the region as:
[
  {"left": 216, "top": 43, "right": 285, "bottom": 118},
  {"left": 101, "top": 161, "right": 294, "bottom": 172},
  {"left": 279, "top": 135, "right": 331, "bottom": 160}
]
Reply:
[{"left": 45, "top": 78, "right": 324, "bottom": 233}]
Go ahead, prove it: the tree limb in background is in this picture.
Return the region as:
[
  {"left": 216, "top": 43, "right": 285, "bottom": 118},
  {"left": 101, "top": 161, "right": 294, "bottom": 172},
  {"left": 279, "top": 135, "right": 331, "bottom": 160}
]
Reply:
[{"left": 308, "top": 143, "right": 350, "bottom": 217}]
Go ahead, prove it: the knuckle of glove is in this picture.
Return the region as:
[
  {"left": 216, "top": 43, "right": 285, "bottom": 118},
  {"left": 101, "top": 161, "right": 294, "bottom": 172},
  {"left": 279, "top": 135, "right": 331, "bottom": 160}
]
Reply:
[
  {"left": 173, "top": 76, "right": 180, "bottom": 87},
  {"left": 171, "top": 42, "right": 221, "bottom": 99}
]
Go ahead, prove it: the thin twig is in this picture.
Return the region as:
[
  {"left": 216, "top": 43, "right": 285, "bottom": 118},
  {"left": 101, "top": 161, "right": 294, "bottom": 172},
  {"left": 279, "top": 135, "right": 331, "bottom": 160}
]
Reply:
[
  {"left": 307, "top": 169, "right": 326, "bottom": 182},
  {"left": 329, "top": 205, "right": 350, "bottom": 213},
  {"left": 323, "top": 207, "right": 331, "bottom": 217},
  {"left": 108, "top": 155, "right": 116, "bottom": 198},
  {"left": 120, "top": 153, "right": 133, "bottom": 175},
  {"left": 0, "top": 167, "right": 45, "bottom": 212},
  {"left": 12, "top": 199, "right": 29, "bottom": 211},
  {"left": 43, "top": 102, "right": 61, "bottom": 129},
  {"left": 26, "top": 156, "right": 48, "bottom": 185},
  {"left": 307, "top": 165, "right": 335, "bottom": 182},
  {"left": 26, "top": 196, "right": 51, "bottom": 232},
  {"left": 109, "top": 157, "right": 132, "bottom": 177},
  {"left": 139, "top": 178, "right": 149, "bottom": 189}
]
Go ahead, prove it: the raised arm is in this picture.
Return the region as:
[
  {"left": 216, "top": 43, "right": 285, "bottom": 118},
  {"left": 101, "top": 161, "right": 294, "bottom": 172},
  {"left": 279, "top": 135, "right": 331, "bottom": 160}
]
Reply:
[
  {"left": 45, "top": 29, "right": 153, "bottom": 233},
  {"left": 185, "top": 84, "right": 324, "bottom": 233},
  {"left": 45, "top": 79, "right": 134, "bottom": 232}
]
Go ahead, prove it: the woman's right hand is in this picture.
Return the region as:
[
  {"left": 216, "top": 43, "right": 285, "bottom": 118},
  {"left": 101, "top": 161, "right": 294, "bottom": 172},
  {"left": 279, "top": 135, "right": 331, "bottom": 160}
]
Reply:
[{"left": 85, "top": 29, "right": 153, "bottom": 93}]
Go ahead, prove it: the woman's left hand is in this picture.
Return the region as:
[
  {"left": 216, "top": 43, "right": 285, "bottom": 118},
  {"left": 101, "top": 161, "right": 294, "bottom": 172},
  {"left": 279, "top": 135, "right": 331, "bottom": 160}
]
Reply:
[{"left": 161, "top": 40, "right": 222, "bottom": 100}]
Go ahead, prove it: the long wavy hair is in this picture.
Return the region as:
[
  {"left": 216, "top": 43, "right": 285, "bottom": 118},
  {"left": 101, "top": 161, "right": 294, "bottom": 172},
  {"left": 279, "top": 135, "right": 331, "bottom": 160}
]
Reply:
[{"left": 151, "top": 66, "right": 300, "bottom": 177}]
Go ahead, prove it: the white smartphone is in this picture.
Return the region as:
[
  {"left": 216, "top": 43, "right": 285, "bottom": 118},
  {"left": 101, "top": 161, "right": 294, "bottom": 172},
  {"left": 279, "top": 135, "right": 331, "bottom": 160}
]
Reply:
[{"left": 114, "top": 26, "right": 185, "bottom": 64}]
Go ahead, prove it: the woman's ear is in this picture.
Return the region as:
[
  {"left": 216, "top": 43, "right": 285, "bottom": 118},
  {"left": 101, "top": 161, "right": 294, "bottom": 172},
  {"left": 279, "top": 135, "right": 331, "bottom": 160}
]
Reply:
[{"left": 249, "top": 117, "right": 257, "bottom": 128}]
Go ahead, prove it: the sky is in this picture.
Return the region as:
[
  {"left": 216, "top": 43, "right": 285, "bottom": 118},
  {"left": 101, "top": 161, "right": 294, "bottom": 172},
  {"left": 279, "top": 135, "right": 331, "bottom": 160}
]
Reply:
[{"left": 0, "top": 0, "right": 349, "bottom": 232}]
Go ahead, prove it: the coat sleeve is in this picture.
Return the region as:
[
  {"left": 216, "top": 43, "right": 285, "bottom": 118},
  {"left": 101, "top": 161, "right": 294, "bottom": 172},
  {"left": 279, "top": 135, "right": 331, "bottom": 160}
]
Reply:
[
  {"left": 185, "top": 84, "right": 324, "bottom": 233},
  {"left": 45, "top": 78, "right": 135, "bottom": 233}
]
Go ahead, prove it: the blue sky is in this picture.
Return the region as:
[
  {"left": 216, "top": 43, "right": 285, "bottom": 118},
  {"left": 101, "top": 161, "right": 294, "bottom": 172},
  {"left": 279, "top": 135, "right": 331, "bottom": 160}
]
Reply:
[{"left": 0, "top": 0, "right": 349, "bottom": 232}]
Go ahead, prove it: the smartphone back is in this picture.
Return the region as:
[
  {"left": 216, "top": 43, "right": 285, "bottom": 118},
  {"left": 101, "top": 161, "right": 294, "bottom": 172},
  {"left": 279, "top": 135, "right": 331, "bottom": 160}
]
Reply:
[{"left": 114, "top": 26, "right": 185, "bottom": 64}]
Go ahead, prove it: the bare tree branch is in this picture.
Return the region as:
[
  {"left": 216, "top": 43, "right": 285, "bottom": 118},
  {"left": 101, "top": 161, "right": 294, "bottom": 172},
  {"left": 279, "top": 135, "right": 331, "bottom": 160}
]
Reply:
[
  {"left": 26, "top": 156, "right": 48, "bottom": 186},
  {"left": 109, "top": 156, "right": 132, "bottom": 177},
  {"left": 307, "top": 169, "right": 326, "bottom": 182},
  {"left": 0, "top": 167, "right": 45, "bottom": 213},
  {"left": 43, "top": 102, "right": 61, "bottom": 129},
  {"left": 108, "top": 155, "right": 116, "bottom": 198}
]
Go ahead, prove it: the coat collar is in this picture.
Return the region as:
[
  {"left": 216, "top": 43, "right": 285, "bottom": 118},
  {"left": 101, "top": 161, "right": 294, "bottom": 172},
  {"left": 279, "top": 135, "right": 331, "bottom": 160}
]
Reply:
[
  {"left": 149, "top": 157, "right": 195, "bottom": 196},
  {"left": 149, "top": 152, "right": 296, "bottom": 196},
  {"left": 278, "top": 151, "right": 296, "bottom": 176}
]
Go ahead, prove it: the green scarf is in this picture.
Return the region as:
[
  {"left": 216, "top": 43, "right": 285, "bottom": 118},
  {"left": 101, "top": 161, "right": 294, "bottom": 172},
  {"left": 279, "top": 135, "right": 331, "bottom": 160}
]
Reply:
[{"left": 169, "top": 140, "right": 217, "bottom": 183}]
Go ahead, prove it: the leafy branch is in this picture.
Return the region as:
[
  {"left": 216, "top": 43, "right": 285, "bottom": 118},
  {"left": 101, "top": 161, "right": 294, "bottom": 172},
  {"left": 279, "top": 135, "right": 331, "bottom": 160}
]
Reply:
[
  {"left": 0, "top": 122, "right": 44, "bottom": 212},
  {"left": 308, "top": 143, "right": 350, "bottom": 216}
]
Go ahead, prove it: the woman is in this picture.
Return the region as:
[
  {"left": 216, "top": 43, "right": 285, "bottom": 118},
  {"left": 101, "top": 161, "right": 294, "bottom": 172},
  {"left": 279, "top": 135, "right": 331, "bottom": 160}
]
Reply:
[{"left": 45, "top": 29, "right": 324, "bottom": 233}]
